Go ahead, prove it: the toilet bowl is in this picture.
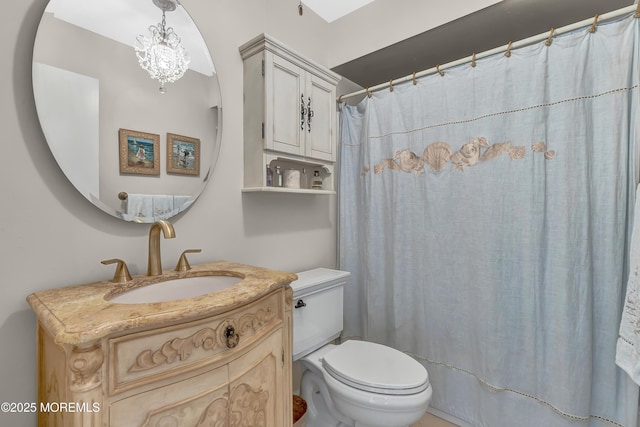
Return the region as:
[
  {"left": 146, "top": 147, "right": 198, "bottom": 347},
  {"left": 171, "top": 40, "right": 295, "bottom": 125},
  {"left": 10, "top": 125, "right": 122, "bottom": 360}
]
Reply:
[{"left": 291, "top": 269, "right": 432, "bottom": 427}]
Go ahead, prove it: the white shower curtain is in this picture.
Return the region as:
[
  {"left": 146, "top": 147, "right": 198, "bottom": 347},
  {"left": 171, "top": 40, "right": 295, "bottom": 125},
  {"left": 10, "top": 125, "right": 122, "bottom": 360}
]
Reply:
[{"left": 339, "top": 13, "right": 640, "bottom": 427}]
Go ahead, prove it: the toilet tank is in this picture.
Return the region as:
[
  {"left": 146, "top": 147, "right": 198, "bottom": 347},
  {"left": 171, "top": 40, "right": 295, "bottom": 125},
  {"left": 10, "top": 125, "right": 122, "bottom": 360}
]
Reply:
[{"left": 290, "top": 268, "right": 350, "bottom": 360}]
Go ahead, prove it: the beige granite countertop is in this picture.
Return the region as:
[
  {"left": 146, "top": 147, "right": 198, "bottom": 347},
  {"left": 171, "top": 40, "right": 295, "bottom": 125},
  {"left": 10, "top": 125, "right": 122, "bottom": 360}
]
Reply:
[{"left": 27, "top": 261, "right": 297, "bottom": 347}]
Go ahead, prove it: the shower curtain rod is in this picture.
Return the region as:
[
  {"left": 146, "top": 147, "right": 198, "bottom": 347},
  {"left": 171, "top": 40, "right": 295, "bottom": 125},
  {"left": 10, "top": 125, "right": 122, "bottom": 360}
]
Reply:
[{"left": 338, "top": 4, "right": 639, "bottom": 102}]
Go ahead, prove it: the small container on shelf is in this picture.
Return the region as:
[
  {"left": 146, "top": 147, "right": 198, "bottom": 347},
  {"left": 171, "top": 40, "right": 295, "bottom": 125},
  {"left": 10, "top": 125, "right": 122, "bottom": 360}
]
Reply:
[
  {"left": 284, "top": 169, "right": 301, "bottom": 189},
  {"left": 266, "top": 164, "right": 273, "bottom": 187},
  {"left": 275, "top": 165, "right": 283, "bottom": 187},
  {"left": 311, "top": 170, "right": 323, "bottom": 189}
]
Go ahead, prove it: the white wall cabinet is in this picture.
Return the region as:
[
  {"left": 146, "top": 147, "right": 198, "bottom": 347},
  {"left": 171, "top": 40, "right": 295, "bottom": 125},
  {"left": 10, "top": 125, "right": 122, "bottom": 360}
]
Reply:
[{"left": 240, "top": 34, "right": 341, "bottom": 193}]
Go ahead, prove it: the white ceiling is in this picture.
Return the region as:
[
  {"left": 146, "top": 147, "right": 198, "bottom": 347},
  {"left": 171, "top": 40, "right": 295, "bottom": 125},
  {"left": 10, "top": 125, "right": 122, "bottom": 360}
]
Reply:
[
  {"left": 301, "top": 0, "right": 375, "bottom": 23},
  {"left": 44, "top": 0, "right": 214, "bottom": 76}
]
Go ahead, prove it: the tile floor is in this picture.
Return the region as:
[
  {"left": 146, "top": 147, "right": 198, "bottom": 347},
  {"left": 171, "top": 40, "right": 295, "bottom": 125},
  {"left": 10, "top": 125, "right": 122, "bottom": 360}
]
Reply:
[{"left": 411, "top": 412, "right": 459, "bottom": 427}]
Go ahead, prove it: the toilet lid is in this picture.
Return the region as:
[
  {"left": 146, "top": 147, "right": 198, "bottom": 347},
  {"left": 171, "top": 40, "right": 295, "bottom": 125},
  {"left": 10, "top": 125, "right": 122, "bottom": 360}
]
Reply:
[{"left": 322, "top": 340, "right": 429, "bottom": 395}]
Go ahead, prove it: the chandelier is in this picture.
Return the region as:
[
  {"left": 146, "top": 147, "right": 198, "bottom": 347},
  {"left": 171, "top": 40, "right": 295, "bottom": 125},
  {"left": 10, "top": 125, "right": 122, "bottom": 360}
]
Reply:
[{"left": 135, "top": 0, "right": 190, "bottom": 94}]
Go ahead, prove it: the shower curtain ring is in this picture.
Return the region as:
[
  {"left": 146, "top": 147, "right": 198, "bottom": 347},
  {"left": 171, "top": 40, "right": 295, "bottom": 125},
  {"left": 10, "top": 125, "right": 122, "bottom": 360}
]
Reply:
[
  {"left": 589, "top": 14, "right": 599, "bottom": 33},
  {"left": 412, "top": 72, "right": 417, "bottom": 85},
  {"left": 366, "top": 87, "right": 372, "bottom": 98},
  {"left": 545, "top": 28, "right": 555, "bottom": 46},
  {"left": 389, "top": 80, "right": 394, "bottom": 92},
  {"left": 471, "top": 53, "right": 477, "bottom": 67},
  {"left": 505, "top": 41, "right": 513, "bottom": 57},
  {"left": 436, "top": 64, "right": 444, "bottom": 76}
]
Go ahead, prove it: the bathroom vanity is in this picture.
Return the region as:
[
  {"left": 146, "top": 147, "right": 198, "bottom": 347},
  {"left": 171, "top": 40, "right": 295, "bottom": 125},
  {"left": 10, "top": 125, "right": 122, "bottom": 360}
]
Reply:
[{"left": 27, "top": 261, "right": 296, "bottom": 427}]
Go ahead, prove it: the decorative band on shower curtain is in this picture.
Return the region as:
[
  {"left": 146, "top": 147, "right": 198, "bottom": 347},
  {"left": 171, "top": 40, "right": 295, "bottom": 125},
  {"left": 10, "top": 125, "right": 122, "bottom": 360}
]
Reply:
[{"left": 339, "top": 12, "right": 640, "bottom": 427}]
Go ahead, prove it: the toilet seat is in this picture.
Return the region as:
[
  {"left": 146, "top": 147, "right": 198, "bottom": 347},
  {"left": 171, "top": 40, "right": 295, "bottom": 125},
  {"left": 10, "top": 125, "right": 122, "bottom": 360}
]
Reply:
[{"left": 322, "top": 340, "right": 429, "bottom": 395}]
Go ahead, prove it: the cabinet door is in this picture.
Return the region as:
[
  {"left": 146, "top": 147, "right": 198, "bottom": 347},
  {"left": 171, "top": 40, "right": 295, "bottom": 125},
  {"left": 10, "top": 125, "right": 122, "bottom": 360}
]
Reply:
[
  {"left": 109, "top": 365, "right": 229, "bottom": 426},
  {"left": 267, "top": 54, "right": 304, "bottom": 156},
  {"left": 305, "top": 73, "right": 337, "bottom": 162},
  {"left": 228, "top": 329, "right": 286, "bottom": 427}
]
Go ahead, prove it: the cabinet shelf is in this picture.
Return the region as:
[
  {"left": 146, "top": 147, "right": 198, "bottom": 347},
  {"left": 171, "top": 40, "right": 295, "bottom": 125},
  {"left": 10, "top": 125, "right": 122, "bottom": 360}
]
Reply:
[{"left": 242, "top": 186, "right": 336, "bottom": 195}]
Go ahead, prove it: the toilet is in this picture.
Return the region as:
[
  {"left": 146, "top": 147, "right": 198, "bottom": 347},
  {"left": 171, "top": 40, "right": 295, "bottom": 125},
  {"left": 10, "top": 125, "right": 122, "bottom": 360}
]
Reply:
[{"left": 291, "top": 268, "right": 432, "bottom": 427}]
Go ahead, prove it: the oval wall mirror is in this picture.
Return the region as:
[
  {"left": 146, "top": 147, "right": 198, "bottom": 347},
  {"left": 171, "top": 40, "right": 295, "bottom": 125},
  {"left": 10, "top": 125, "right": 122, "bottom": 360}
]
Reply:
[{"left": 32, "top": 0, "right": 222, "bottom": 222}]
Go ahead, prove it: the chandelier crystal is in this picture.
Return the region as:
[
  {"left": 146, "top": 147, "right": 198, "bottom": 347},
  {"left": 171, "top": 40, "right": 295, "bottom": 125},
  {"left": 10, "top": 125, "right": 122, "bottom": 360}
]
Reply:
[{"left": 135, "top": 0, "right": 190, "bottom": 94}]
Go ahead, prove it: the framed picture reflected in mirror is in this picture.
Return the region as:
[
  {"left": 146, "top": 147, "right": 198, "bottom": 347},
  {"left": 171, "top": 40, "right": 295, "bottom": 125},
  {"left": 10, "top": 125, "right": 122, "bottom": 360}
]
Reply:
[
  {"left": 119, "top": 128, "right": 160, "bottom": 175},
  {"left": 167, "top": 133, "right": 200, "bottom": 176}
]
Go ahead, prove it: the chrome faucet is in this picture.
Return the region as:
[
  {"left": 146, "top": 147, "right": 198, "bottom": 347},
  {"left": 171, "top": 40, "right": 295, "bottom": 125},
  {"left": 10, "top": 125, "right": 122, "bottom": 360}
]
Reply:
[{"left": 147, "top": 220, "right": 176, "bottom": 276}]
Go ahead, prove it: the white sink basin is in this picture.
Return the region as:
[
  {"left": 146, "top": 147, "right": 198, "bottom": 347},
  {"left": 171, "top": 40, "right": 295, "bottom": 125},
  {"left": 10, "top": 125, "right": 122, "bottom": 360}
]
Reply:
[{"left": 108, "top": 275, "right": 242, "bottom": 304}]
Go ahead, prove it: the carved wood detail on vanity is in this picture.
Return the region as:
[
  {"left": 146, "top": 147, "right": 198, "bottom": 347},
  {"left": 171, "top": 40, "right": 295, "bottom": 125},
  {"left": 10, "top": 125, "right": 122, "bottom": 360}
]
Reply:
[
  {"left": 69, "top": 346, "right": 104, "bottom": 391},
  {"left": 117, "top": 293, "right": 280, "bottom": 392},
  {"left": 134, "top": 381, "right": 271, "bottom": 427},
  {"left": 128, "top": 304, "right": 277, "bottom": 375},
  {"left": 228, "top": 383, "right": 269, "bottom": 426},
  {"left": 229, "top": 347, "right": 276, "bottom": 426},
  {"left": 142, "top": 384, "right": 229, "bottom": 426},
  {"left": 180, "top": 383, "right": 271, "bottom": 427},
  {"left": 110, "top": 327, "right": 284, "bottom": 426},
  {"left": 195, "top": 395, "right": 230, "bottom": 426},
  {"left": 238, "top": 306, "right": 276, "bottom": 334},
  {"left": 128, "top": 326, "right": 219, "bottom": 373}
]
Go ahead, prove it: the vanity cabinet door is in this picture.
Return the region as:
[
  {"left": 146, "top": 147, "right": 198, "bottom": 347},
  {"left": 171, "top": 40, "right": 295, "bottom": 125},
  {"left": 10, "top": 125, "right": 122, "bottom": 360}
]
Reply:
[
  {"left": 109, "top": 364, "right": 230, "bottom": 426},
  {"left": 109, "top": 328, "right": 288, "bottom": 427},
  {"left": 228, "top": 328, "right": 286, "bottom": 427}
]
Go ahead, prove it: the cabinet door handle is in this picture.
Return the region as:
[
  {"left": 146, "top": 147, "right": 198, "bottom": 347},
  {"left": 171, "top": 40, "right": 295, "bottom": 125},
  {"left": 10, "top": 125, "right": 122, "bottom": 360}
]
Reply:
[
  {"left": 307, "top": 97, "right": 314, "bottom": 132},
  {"left": 224, "top": 325, "right": 239, "bottom": 348},
  {"left": 294, "top": 299, "right": 307, "bottom": 309},
  {"left": 300, "top": 94, "right": 306, "bottom": 131}
]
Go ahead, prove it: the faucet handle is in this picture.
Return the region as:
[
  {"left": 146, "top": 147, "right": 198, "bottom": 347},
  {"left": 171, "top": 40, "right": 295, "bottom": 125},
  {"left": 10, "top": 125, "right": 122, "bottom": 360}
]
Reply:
[
  {"left": 175, "top": 249, "right": 202, "bottom": 271},
  {"left": 101, "top": 259, "right": 133, "bottom": 283}
]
